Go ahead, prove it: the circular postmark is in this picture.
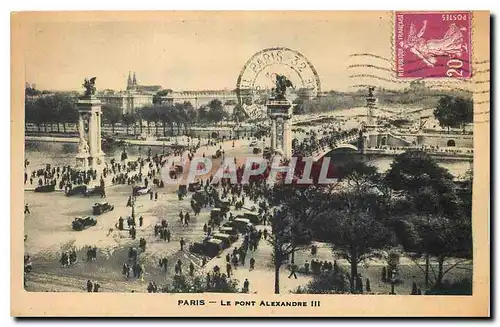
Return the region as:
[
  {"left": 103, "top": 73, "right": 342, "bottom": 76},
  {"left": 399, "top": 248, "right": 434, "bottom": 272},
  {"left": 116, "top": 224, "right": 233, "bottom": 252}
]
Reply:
[{"left": 236, "top": 47, "right": 321, "bottom": 106}]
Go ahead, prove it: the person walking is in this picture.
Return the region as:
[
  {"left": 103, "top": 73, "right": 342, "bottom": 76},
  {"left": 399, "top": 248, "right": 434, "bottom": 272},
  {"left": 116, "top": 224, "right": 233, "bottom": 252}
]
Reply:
[
  {"left": 24, "top": 203, "right": 30, "bottom": 214},
  {"left": 288, "top": 263, "right": 298, "bottom": 279},
  {"left": 180, "top": 237, "right": 185, "bottom": 251}
]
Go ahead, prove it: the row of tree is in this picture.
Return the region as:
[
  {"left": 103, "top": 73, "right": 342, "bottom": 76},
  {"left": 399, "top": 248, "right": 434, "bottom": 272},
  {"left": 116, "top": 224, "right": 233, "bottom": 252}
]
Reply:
[{"left": 266, "top": 151, "right": 472, "bottom": 294}]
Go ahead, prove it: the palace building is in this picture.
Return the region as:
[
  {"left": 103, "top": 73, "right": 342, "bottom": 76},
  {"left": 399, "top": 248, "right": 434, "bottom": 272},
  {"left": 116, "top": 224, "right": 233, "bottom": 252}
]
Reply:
[{"left": 97, "top": 72, "right": 158, "bottom": 115}]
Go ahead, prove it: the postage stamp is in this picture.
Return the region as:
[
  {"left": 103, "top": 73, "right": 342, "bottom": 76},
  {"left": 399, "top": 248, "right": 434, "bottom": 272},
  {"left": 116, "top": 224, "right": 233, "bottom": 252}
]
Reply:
[{"left": 395, "top": 11, "right": 472, "bottom": 78}]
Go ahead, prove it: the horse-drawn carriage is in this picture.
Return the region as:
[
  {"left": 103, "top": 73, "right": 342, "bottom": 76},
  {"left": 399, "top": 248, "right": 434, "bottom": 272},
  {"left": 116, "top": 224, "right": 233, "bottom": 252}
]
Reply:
[{"left": 65, "top": 185, "right": 87, "bottom": 196}]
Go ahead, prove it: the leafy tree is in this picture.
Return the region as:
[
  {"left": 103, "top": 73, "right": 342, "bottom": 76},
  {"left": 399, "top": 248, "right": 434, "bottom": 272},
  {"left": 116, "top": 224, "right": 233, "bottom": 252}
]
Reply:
[
  {"left": 122, "top": 113, "right": 137, "bottom": 135},
  {"left": 396, "top": 215, "right": 472, "bottom": 287},
  {"left": 266, "top": 184, "right": 322, "bottom": 294},
  {"left": 434, "top": 95, "right": 473, "bottom": 131},
  {"left": 153, "top": 89, "right": 172, "bottom": 105},
  {"left": 231, "top": 104, "right": 248, "bottom": 122},
  {"left": 102, "top": 104, "right": 122, "bottom": 134},
  {"left": 207, "top": 99, "right": 227, "bottom": 123}
]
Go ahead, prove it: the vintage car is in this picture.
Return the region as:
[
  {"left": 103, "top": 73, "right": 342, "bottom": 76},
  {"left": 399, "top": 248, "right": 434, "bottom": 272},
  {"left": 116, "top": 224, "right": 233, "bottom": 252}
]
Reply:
[
  {"left": 192, "top": 190, "right": 209, "bottom": 206},
  {"left": 92, "top": 202, "right": 114, "bottom": 215},
  {"left": 72, "top": 216, "right": 97, "bottom": 231},
  {"left": 85, "top": 186, "right": 105, "bottom": 197},
  {"left": 174, "top": 164, "right": 184, "bottom": 174},
  {"left": 209, "top": 208, "right": 224, "bottom": 225},
  {"left": 133, "top": 185, "right": 151, "bottom": 196},
  {"left": 34, "top": 184, "right": 55, "bottom": 193},
  {"left": 178, "top": 185, "right": 188, "bottom": 197},
  {"left": 243, "top": 212, "right": 261, "bottom": 225},
  {"left": 223, "top": 218, "right": 253, "bottom": 233},
  {"left": 212, "top": 149, "right": 222, "bottom": 159},
  {"left": 188, "top": 181, "right": 202, "bottom": 192},
  {"left": 215, "top": 199, "right": 231, "bottom": 214},
  {"left": 189, "top": 238, "right": 223, "bottom": 257},
  {"left": 211, "top": 233, "right": 233, "bottom": 249},
  {"left": 219, "top": 227, "right": 239, "bottom": 242},
  {"left": 66, "top": 185, "right": 87, "bottom": 197},
  {"left": 252, "top": 147, "right": 262, "bottom": 154}
]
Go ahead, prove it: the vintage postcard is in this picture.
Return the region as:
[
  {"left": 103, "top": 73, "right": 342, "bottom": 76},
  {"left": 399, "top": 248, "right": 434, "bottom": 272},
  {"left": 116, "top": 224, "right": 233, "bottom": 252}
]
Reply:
[{"left": 11, "top": 11, "right": 490, "bottom": 317}]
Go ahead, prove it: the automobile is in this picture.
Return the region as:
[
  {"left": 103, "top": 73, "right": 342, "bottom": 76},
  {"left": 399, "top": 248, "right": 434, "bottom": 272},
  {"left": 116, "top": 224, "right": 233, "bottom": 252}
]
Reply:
[
  {"left": 210, "top": 208, "right": 224, "bottom": 225},
  {"left": 66, "top": 185, "right": 87, "bottom": 197},
  {"left": 92, "top": 201, "right": 114, "bottom": 215},
  {"left": 212, "top": 150, "right": 222, "bottom": 159},
  {"left": 211, "top": 233, "right": 232, "bottom": 249},
  {"left": 85, "top": 186, "right": 105, "bottom": 197},
  {"left": 72, "top": 216, "right": 97, "bottom": 231},
  {"left": 133, "top": 185, "right": 151, "bottom": 196},
  {"left": 192, "top": 190, "right": 209, "bottom": 206},
  {"left": 249, "top": 140, "right": 258, "bottom": 147},
  {"left": 253, "top": 147, "right": 262, "bottom": 154},
  {"left": 243, "top": 212, "right": 261, "bottom": 225},
  {"left": 188, "top": 239, "right": 223, "bottom": 258},
  {"left": 174, "top": 165, "right": 184, "bottom": 174},
  {"left": 215, "top": 200, "right": 231, "bottom": 214},
  {"left": 219, "top": 227, "right": 239, "bottom": 242},
  {"left": 223, "top": 218, "right": 253, "bottom": 233},
  {"left": 188, "top": 181, "right": 202, "bottom": 192},
  {"left": 205, "top": 238, "right": 224, "bottom": 256},
  {"left": 34, "top": 184, "right": 55, "bottom": 193}
]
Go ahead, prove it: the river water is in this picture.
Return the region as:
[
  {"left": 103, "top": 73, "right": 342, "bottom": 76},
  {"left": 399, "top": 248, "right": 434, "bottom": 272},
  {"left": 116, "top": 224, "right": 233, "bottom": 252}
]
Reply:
[{"left": 24, "top": 140, "right": 473, "bottom": 177}]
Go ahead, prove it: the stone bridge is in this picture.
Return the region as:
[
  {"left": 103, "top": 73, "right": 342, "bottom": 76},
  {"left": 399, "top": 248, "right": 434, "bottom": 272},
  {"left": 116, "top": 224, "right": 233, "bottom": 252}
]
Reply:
[{"left": 310, "top": 133, "right": 360, "bottom": 161}]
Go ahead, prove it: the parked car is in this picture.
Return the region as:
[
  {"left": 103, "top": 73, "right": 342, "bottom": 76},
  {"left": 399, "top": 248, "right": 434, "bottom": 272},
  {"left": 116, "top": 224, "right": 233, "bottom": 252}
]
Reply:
[
  {"left": 223, "top": 218, "right": 253, "bottom": 233},
  {"left": 85, "top": 186, "right": 105, "bottom": 197},
  {"left": 66, "top": 185, "right": 87, "bottom": 197},
  {"left": 219, "top": 227, "right": 239, "bottom": 242},
  {"left": 133, "top": 185, "right": 151, "bottom": 196},
  {"left": 243, "top": 212, "right": 261, "bottom": 225},
  {"left": 188, "top": 181, "right": 202, "bottom": 192},
  {"left": 211, "top": 233, "right": 233, "bottom": 249},
  {"left": 215, "top": 200, "right": 231, "bottom": 214},
  {"left": 35, "top": 184, "right": 55, "bottom": 193},
  {"left": 72, "top": 216, "right": 97, "bottom": 231},
  {"left": 253, "top": 147, "right": 262, "bottom": 154},
  {"left": 92, "top": 202, "right": 114, "bottom": 215},
  {"left": 189, "top": 238, "right": 223, "bottom": 257}
]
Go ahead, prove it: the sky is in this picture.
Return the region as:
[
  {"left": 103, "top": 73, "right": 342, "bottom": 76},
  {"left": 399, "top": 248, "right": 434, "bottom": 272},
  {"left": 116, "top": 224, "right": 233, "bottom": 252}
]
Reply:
[{"left": 23, "top": 12, "right": 394, "bottom": 92}]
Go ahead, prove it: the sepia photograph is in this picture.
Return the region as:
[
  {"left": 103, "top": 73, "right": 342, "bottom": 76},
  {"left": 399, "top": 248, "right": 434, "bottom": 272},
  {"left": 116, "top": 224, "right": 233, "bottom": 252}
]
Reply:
[{"left": 11, "top": 10, "right": 490, "bottom": 317}]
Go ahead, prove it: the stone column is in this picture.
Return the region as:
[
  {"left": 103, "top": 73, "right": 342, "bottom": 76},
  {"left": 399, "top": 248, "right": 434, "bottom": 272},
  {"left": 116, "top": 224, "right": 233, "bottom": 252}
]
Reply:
[
  {"left": 78, "top": 114, "right": 85, "bottom": 140},
  {"left": 283, "top": 119, "right": 291, "bottom": 159},
  {"left": 271, "top": 119, "right": 277, "bottom": 152}
]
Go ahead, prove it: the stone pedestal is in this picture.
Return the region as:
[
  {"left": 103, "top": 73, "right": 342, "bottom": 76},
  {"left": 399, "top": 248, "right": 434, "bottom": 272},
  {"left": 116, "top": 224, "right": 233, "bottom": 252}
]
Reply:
[
  {"left": 267, "top": 99, "right": 293, "bottom": 159},
  {"left": 76, "top": 96, "right": 105, "bottom": 171}
]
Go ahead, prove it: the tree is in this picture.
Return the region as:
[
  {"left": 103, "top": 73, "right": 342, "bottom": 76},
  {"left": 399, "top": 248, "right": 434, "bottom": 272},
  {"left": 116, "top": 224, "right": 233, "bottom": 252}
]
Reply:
[
  {"left": 231, "top": 104, "right": 248, "bottom": 122},
  {"left": 266, "top": 184, "right": 321, "bottom": 294},
  {"left": 434, "top": 95, "right": 473, "bottom": 131},
  {"left": 153, "top": 89, "right": 172, "bottom": 105},
  {"left": 122, "top": 113, "right": 136, "bottom": 135},
  {"left": 385, "top": 151, "right": 466, "bottom": 287},
  {"left": 397, "top": 215, "right": 472, "bottom": 287},
  {"left": 207, "top": 99, "right": 227, "bottom": 123},
  {"left": 102, "top": 104, "right": 122, "bottom": 134}
]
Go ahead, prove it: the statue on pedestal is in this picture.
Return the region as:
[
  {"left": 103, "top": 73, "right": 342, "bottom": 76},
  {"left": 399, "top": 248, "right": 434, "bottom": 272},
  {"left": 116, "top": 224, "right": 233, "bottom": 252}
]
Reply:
[
  {"left": 272, "top": 74, "right": 294, "bottom": 100},
  {"left": 78, "top": 137, "right": 90, "bottom": 155},
  {"left": 82, "top": 77, "right": 97, "bottom": 97}
]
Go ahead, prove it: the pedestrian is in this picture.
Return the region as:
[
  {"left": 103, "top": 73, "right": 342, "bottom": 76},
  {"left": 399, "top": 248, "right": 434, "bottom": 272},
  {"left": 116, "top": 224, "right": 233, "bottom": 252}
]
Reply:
[
  {"left": 189, "top": 262, "right": 195, "bottom": 276},
  {"left": 180, "top": 237, "right": 185, "bottom": 251},
  {"left": 139, "top": 216, "right": 143, "bottom": 227},
  {"left": 304, "top": 260, "right": 310, "bottom": 275},
  {"left": 93, "top": 282, "right": 101, "bottom": 292},
  {"left": 249, "top": 257, "right": 255, "bottom": 270},
  {"left": 24, "top": 203, "right": 30, "bottom": 214},
  {"left": 155, "top": 192, "right": 158, "bottom": 201},
  {"left": 243, "top": 279, "right": 250, "bottom": 293},
  {"left": 150, "top": 192, "right": 153, "bottom": 200},
  {"left": 86, "top": 280, "right": 93, "bottom": 292},
  {"left": 226, "top": 262, "right": 232, "bottom": 277},
  {"left": 288, "top": 263, "right": 298, "bottom": 279}
]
